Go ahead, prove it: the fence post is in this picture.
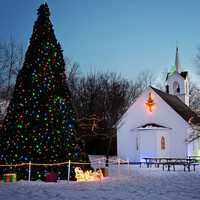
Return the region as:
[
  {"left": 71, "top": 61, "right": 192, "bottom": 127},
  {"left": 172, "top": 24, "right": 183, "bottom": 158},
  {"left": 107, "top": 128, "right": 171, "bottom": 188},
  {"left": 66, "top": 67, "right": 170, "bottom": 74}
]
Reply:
[
  {"left": 67, "top": 160, "right": 71, "bottom": 182},
  {"left": 98, "top": 160, "right": 101, "bottom": 170},
  {"left": 118, "top": 159, "right": 120, "bottom": 176},
  {"left": 28, "top": 161, "right": 31, "bottom": 181},
  {"left": 127, "top": 158, "right": 130, "bottom": 175}
]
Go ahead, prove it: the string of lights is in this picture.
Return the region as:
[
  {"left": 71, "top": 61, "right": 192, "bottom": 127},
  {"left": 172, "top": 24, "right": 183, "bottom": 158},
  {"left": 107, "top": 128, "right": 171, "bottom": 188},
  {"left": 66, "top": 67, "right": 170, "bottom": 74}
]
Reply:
[
  {"left": 0, "top": 158, "right": 128, "bottom": 167},
  {"left": 0, "top": 2, "right": 90, "bottom": 180}
]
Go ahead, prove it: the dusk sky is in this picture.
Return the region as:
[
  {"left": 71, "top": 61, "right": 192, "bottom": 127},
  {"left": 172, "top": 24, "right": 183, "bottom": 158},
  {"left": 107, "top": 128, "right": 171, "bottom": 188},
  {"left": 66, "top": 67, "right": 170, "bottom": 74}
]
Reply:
[{"left": 1, "top": 0, "right": 200, "bottom": 82}]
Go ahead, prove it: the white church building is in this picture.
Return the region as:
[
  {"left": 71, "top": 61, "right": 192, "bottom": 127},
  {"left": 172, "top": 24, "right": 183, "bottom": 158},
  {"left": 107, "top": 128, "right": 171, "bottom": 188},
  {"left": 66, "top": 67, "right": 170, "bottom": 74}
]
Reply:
[{"left": 117, "top": 48, "right": 200, "bottom": 162}]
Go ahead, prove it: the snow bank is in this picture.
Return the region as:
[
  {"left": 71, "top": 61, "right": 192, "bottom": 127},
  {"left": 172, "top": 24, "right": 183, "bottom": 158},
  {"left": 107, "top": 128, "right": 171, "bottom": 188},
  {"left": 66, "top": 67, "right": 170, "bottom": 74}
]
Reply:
[{"left": 0, "top": 165, "right": 200, "bottom": 200}]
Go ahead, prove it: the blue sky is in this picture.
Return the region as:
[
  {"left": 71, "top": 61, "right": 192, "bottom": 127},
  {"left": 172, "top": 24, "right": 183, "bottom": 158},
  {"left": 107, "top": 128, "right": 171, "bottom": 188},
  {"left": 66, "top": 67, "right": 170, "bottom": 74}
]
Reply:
[{"left": 0, "top": 0, "right": 200, "bottom": 82}]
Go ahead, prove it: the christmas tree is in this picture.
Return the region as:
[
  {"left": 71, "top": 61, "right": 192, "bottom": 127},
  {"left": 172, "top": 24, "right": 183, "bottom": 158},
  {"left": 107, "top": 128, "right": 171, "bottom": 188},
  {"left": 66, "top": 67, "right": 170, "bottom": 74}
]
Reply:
[{"left": 0, "top": 3, "right": 89, "bottom": 180}]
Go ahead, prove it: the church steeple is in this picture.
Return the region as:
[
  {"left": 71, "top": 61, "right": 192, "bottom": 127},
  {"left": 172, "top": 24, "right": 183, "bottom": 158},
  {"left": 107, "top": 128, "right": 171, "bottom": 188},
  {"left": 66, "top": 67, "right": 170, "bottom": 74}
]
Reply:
[
  {"left": 175, "top": 47, "right": 181, "bottom": 73},
  {"left": 165, "top": 47, "right": 189, "bottom": 106}
]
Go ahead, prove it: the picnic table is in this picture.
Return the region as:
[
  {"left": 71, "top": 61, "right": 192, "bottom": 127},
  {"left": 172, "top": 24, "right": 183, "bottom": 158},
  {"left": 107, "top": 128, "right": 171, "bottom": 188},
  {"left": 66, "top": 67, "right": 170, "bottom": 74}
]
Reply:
[
  {"left": 143, "top": 157, "right": 198, "bottom": 171},
  {"left": 188, "top": 156, "right": 200, "bottom": 161}
]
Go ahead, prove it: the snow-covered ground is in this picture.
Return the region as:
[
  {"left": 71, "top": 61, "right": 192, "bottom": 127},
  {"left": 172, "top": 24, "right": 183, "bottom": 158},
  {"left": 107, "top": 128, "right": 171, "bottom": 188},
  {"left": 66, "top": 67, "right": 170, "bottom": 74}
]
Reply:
[{"left": 1, "top": 163, "right": 200, "bottom": 200}]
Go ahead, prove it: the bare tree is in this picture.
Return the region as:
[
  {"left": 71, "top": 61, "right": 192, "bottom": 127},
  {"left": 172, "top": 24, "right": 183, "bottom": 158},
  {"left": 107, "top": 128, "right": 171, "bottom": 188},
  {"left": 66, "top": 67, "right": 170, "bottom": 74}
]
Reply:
[
  {"left": 0, "top": 39, "right": 24, "bottom": 120},
  {"left": 0, "top": 39, "right": 24, "bottom": 99},
  {"left": 189, "top": 82, "right": 200, "bottom": 115},
  {"left": 66, "top": 68, "right": 157, "bottom": 127},
  {"left": 195, "top": 47, "right": 200, "bottom": 76},
  {"left": 65, "top": 67, "right": 158, "bottom": 154}
]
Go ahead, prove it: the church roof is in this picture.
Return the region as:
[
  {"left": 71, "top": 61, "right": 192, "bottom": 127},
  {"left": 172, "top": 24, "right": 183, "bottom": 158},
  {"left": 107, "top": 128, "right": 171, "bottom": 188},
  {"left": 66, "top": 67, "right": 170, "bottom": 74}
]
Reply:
[{"left": 151, "top": 86, "right": 200, "bottom": 125}]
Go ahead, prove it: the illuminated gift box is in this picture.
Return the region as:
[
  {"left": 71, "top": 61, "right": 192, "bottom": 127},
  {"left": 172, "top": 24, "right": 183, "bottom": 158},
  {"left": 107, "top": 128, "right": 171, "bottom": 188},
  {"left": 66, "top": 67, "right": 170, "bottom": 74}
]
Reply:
[{"left": 2, "top": 173, "right": 16, "bottom": 183}]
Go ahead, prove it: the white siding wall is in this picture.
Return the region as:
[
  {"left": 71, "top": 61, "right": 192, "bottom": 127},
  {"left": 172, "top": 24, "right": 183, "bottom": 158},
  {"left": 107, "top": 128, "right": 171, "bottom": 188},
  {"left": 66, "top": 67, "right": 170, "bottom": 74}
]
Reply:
[
  {"left": 128, "top": 129, "right": 171, "bottom": 162},
  {"left": 139, "top": 130, "right": 157, "bottom": 161},
  {"left": 188, "top": 138, "right": 200, "bottom": 157},
  {"left": 117, "top": 87, "right": 190, "bottom": 162},
  {"left": 117, "top": 124, "right": 136, "bottom": 161},
  {"left": 166, "top": 74, "right": 189, "bottom": 106},
  {"left": 167, "top": 74, "right": 184, "bottom": 96}
]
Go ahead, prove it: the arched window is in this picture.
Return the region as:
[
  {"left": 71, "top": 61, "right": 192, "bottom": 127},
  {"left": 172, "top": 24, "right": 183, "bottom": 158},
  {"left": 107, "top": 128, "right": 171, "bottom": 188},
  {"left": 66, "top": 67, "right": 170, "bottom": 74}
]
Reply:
[
  {"left": 166, "top": 85, "right": 169, "bottom": 94},
  {"left": 173, "top": 81, "right": 180, "bottom": 94},
  {"left": 161, "top": 136, "right": 165, "bottom": 150},
  {"left": 136, "top": 137, "right": 139, "bottom": 151}
]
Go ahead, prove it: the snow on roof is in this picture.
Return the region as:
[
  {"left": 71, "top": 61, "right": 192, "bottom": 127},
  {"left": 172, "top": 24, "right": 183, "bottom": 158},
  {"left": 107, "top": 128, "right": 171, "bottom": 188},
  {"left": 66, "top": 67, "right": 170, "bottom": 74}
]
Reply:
[{"left": 132, "top": 123, "right": 171, "bottom": 131}]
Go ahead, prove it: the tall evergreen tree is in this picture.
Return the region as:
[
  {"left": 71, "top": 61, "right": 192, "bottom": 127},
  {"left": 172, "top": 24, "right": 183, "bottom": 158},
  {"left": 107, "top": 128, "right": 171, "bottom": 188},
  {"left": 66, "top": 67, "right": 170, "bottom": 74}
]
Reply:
[{"left": 0, "top": 3, "right": 89, "bottom": 180}]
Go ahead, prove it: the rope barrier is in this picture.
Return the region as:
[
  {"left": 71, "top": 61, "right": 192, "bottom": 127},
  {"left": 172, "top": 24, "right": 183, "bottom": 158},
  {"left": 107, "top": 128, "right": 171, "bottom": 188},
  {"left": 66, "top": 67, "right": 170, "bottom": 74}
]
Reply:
[
  {"left": 0, "top": 163, "right": 27, "bottom": 167},
  {"left": 71, "top": 162, "right": 91, "bottom": 165},
  {"left": 0, "top": 158, "right": 128, "bottom": 167},
  {"left": 31, "top": 161, "right": 70, "bottom": 166},
  {"left": 0, "top": 158, "right": 131, "bottom": 182}
]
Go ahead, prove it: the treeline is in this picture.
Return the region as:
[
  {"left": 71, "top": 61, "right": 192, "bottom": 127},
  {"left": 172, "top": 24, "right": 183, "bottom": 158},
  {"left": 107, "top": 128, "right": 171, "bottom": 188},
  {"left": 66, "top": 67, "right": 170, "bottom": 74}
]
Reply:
[
  {"left": 67, "top": 62, "right": 155, "bottom": 127},
  {"left": 66, "top": 62, "right": 156, "bottom": 154},
  {"left": 1, "top": 39, "right": 200, "bottom": 154}
]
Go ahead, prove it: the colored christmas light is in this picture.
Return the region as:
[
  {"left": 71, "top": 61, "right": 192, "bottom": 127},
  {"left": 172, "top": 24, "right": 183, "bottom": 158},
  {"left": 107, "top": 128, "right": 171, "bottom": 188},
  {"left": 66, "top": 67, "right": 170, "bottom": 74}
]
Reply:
[{"left": 0, "top": 2, "right": 89, "bottom": 180}]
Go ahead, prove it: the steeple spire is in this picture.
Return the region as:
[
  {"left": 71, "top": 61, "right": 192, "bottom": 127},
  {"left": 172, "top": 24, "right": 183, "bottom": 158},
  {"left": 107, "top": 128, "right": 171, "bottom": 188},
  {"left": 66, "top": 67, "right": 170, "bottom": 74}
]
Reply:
[{"left": 175, "top": 47, "right": 181, "bottom": 73}]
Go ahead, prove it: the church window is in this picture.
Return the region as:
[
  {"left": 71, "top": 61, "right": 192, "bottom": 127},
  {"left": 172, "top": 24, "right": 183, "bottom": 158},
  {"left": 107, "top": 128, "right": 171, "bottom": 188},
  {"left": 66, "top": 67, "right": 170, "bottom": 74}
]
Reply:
[
  {"left": 136, "top": 137, "right": 139, "bottom": 151},
  {"left": 166, "top": 85, "right": 169, "bottom": 94},
  {"left": 173, "top": 81, "right": 180, "bottom": 94},
  {"left": 161, "top": 136, "right": 165, "bottom": 150}
]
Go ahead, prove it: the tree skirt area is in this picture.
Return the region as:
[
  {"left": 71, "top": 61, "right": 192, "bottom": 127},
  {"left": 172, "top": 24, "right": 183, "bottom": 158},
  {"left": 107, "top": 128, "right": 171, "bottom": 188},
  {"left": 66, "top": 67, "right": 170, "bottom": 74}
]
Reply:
[{"left": 0, "top": 165, "right": 200, "bottom": 200}]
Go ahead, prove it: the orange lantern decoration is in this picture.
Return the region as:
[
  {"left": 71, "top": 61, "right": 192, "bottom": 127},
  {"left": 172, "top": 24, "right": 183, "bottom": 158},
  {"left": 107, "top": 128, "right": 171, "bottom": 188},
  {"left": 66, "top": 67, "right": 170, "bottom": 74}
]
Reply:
[{"left": 145, "top": 92, "right": 155, "bottom": 112}]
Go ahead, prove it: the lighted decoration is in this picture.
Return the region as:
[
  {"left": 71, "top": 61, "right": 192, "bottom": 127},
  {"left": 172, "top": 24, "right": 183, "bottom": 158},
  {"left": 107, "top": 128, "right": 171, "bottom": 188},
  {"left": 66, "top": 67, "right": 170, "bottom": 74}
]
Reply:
[
  {"left": 0, "top": 2, "right": 90, "bottom": 180},
  {"left": 145, "top": 92, "right": 155, "bottom": 112},
  {"left": 75, "top": 167, "right": 103, "bottom": 182},
  {"left": 2, "top": 173, "right": 16, "bottom": 183}
]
